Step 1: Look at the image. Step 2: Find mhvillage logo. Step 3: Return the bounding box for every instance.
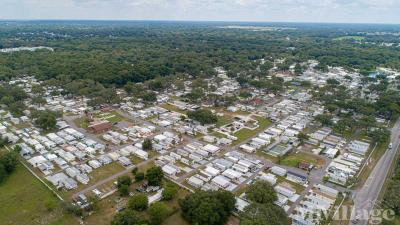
[310,199,395,224]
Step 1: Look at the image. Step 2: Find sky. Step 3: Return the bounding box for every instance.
[1,0,400,24]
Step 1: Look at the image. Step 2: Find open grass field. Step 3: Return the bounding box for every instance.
[276,176,305,193]
[163,211,189,225]
[95,111,127,123]
[160,103,187,114]
[334,36,365,41]
[73,116,90,129]
[84,194,121,225]
[211,131,228,139]
[232,117,271,145]
[0,163,79,225]
[13,122,32,129]
[216,114,233,128]
[256,149,279,163]
[280,151,325,168]
[74,111,129,129]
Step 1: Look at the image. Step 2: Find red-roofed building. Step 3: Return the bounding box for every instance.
[88,121,112,134]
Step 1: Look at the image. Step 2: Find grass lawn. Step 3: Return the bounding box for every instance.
[146,114,158,121]
[95,111,127,123]
[84,195,121,225]
[13,122,32,129]
[75,112,129,129]
[73,116,89,129]
[330,196,353,225]
[163,211,189,225]
[162,183,190,225]
[276,176,305,193]
[129,155,144,164]
[0,163,79,225]
[63,162,125,199]
[137,161,156,172]
[232,117,271,145]
[160,104,187,114]
[256,149,279,163]
[216,114,233,128]
[211,131,228,139]
[280,151,325,168]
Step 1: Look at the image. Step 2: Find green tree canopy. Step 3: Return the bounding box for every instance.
[128,194,148,211]
[111,209,148,225]
[162,182,178,201]
[148,202,169,225]
[240,203,289,225]
[180,190,235,225]
[146,166,164,186]
[187,109,218,125]
[245,180,277,204]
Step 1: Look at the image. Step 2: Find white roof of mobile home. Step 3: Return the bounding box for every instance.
[203,144,220,154]
[212,175,230,188]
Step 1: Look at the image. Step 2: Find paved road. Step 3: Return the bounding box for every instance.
[351,119,400,225]
[63,115,106,145]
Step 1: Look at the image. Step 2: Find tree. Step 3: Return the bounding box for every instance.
[327,78,340,86]
[31,84,45,95]
[239,91,252,99]
[32,96,47,106]
[162,182,178,200]
[148,202,169,225]
[0,152,18,184]
[297,132,309,144]
[63,202,83,217]
[142,91,157,103]
[240,203,289,225]
[142,138,153,151]
[117,175,132,188]
[135,172,145,182]
[294,63,303,75]
[0,164,7,184]
[260,61,273,74]
[187,109,218,125]
[0,152,18,174]
[128,194,148,211]
[118,184,130,197]
[185,88,204,103]
[112,209,147,225]
[117,175,131,196]
[368,128,391,144]
[315,114,333,126]
[13,145,22,154]
[146,166,164,186]
[180,190,235,225]
[32,110,58,131]
[333,120,347,136]
[0,137,9,148]
[245,180,277,204]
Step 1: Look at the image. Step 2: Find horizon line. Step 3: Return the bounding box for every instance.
[1,19,400,26]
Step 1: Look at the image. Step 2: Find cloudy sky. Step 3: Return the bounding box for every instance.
[1,0,400,24]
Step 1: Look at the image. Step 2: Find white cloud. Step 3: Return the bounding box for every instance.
[1,0,400,23]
